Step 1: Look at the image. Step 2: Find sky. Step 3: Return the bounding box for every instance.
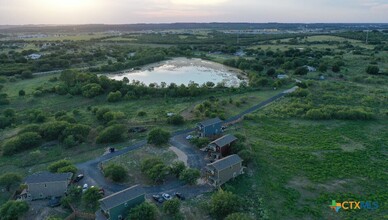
[0,0,387,25]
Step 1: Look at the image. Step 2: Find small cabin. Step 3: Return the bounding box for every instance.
[197,117,223,137]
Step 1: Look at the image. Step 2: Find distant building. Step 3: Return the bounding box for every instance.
[23,172,73,200]
[99,185,145,220]
[277,74,288,79]
[305,66,316,72]
[26,53,42,60]
[234,50,246,57]
[206,134,238,159]
[205,154,244,187]
[197,117,223,137]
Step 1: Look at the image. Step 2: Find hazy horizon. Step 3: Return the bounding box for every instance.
[1,0,387,25]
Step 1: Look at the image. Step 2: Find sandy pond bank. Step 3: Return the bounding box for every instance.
[107,57,247,87]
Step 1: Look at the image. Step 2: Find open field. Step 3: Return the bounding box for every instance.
[103,145,177,186]
[23,33,109,41]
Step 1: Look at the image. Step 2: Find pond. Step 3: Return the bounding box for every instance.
[107,58,246,87]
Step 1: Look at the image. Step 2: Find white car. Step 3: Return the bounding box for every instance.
[186,135,193,140]
[82,183,88,192]
[162,193,172,200]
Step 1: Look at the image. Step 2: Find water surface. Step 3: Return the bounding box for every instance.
[108,58,245,87]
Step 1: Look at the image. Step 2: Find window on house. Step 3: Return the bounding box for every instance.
[44,184,47,187]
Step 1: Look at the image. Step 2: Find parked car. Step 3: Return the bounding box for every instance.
[175,192,185,200]
[74,174,84,183]
[152,194,164,203]
[82,183,88,192]
[129,127,147,133]
[186,135,193,140]
[109,147,115,153]
[48,196,61,207]
[162,193,172,200]
[99,188,105,196]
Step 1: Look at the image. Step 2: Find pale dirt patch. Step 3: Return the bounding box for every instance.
[286,176,317,200]
[287,176,360,205]
[169,146,188,166]
[340,136,365,152]
[317,179,354,192]
[196,178,207,185]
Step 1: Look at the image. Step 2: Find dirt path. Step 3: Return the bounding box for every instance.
[169,146,188,166]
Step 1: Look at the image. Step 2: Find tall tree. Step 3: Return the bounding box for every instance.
[0,173,22,192]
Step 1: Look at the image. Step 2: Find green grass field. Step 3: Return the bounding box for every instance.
[24,33,109,41]
[221,49,387,219]
[103,144,177,185]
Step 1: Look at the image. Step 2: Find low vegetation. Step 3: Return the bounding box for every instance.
[103,164,128,182]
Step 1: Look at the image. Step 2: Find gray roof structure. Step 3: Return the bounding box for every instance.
[208,154,243,171]
[99,185,145,210]
[198,117,223,127]
[25,172,73,184]
[210,134,237,148]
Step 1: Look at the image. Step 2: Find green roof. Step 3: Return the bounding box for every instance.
[99,185,145,210]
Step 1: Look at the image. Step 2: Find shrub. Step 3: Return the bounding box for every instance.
[48,160,72,173]
[63,135,78,148]
[107,91,122,102]
[103,164,128,182]
[62,124,91,142]
[21,70,33,79]
[238,149,254,165]
[0,173,22,192]
[294,66,308,75]
[289,88,309,97]
[141,157,169,183]
[170,161,186,177]
[190,137,210,148]
[137,111,147,117]
[2,132,42,156]
[0,116,12,129]
[0,93,10,105]
[266,68,276,76]
[40,121,70,141]
[332,65,340,73]
[167,114,185,125]
[82,187,102,211]
[18,89,26,96]
[366,65,380,75]
[179,168,200,185]
[57,165,77,174]
[96,124,126,143]
[147,128,170,146]
[0,200,29,220]
[96,108,110,121]
[209,190,241,219]
[81,83,103,98]
[128,202,157,220]
[163,199,180,215]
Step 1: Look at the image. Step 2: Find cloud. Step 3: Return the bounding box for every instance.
[170,0,228,5]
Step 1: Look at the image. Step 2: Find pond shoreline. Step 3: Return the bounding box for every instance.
[107,57,247,87]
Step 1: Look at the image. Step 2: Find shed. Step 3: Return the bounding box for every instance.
[197,117,223,137]
[207,134,238,158]
[24,172,73,200]
[99,185,145,220]
[205,154,244,187]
